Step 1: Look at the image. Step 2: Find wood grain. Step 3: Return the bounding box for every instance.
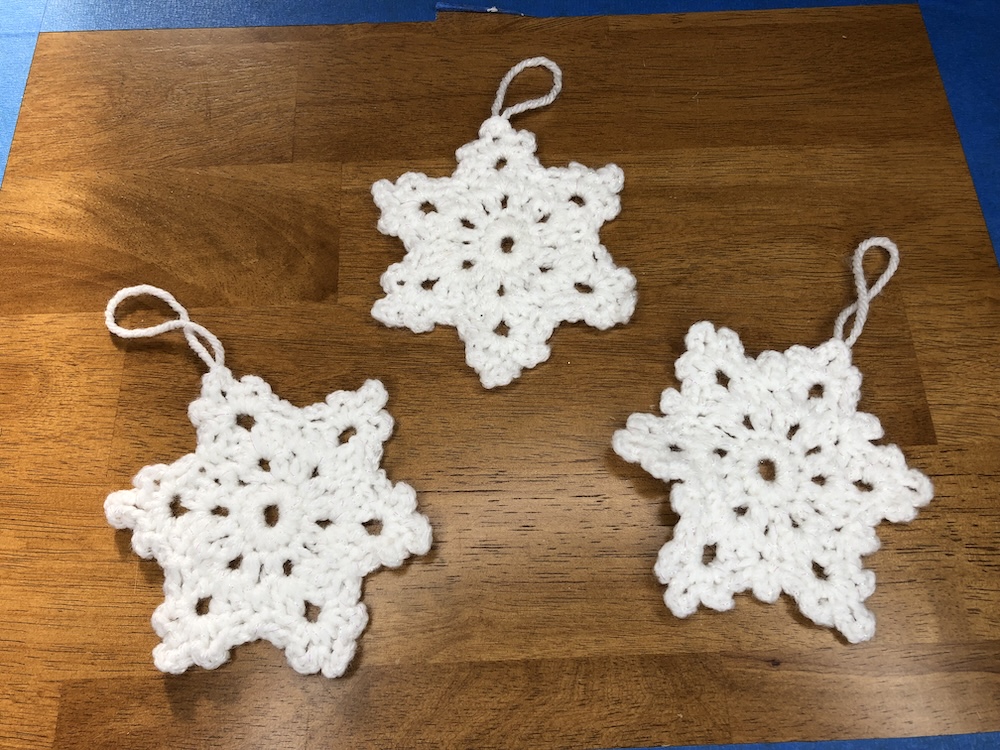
[1,6,999,749]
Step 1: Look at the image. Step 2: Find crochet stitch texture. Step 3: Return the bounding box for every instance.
[612,239,933,643]
[104,286,432,677]
[371,57,637,388]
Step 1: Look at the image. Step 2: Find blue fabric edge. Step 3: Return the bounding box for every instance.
[609,731,1000,750]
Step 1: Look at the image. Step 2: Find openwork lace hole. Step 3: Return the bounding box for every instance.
[211,506,229,517]
[500,195,509,209]
[282,560,294,576]
[494,321,510,337]
[363,518,383,536]
[809,383,825,399]
[310,466,320,479]
[258,458,271,472]
[714,448,728,458]
[668,444,682,453]
[461,218,475,229]
[734,505,749,517]
[812,475,827,486]
[500,236,515,253]
[537,214,550,224]
[169,495,188,518]
[574,282,594,294]
[702,544,717,565]
[791,518,801,529]
[304,601,321,623]
[263,504,280,527]
[716,370,730,388]
[812,561,829,581]
[421,278,438,290]
[236,413,255,431]
[316,519,332,529]
[228,555,243,570]
[462,259,475,270]
[854,480,874,493]
[758,459,777,482]
[195,597,212,616]
[495,157,507,170]
[742,415,754,431]
[569,194,586,207]
[787,423,800,440]
[338,426,356,445]
[539,265,552,273]
[497,284,506,297]
[420,201,436,214]
[806,445,822,456]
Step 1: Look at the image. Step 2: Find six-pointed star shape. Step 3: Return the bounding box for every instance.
[372,115,637,388]
[613,321,933,643]
[106,368,432,677]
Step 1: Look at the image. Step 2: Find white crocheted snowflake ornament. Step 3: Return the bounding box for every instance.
[613,239,933,643]
[372,57,637,388]
[104,286,431,677]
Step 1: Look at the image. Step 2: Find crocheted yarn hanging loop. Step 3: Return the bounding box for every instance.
[491,56,563,120]
[105,284,224,370]
[104,286,432,677]
[612,236,932,644]
[833,236,900,347]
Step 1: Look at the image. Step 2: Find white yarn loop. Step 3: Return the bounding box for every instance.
[105,284,225,370]
[833,236,900,348]
[491,56,563,119]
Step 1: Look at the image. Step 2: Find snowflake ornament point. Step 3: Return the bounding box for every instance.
[372,57,637,388]
[614,238,933,642]
[104,285,431,677]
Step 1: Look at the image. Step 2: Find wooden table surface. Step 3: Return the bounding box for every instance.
[2,5,999,749]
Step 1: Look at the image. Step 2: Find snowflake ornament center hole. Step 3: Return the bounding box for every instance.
[809,383,825,399]
[500,236,515,253]
[196,597,211,616]
[236,413,255,431]
[494,321,510,338]
[420,201,437,214]
[263,504,280,527]
[304,601,321,623]
[758,459,777,482]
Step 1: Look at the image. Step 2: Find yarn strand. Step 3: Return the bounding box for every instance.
[105,284,225,370]
[833,236,900,348]
[491,56,563,120]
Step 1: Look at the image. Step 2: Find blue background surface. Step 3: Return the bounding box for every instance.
[0,3,997,748]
